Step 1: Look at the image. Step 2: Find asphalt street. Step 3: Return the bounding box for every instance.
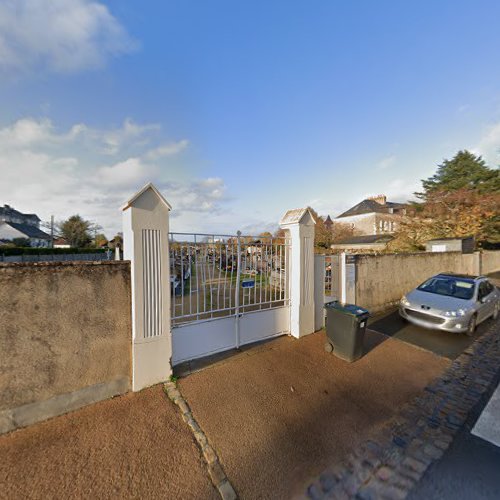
[368,271,499,360]
[367,308,492,360]
[408,415,500,500]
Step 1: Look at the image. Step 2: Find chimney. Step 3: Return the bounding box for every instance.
[368,194,387,205]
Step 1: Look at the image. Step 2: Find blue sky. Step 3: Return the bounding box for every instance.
[1,0,499,236]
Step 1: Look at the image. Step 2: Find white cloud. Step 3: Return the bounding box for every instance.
[145,140,189,160]
[0,118,56,147]
[165,178,228,215]
[0,117,162,154]
[383,179,419,203]
[0,0,137,75]
[97,118,161,155]
[474,122,500,165]
[376,155,396,170]
[95,158,158,188]
[0,117,229,236]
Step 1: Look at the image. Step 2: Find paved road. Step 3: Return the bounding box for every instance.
[409,416,500,499]
[368,308,492,360]
[368,271,500,360]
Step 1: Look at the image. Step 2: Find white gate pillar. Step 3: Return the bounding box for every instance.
[280,208,316,338]
[122,183,172,391]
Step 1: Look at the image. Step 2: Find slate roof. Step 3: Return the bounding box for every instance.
[334,234,394,245]
[427,236,474,242]
[337,199,406,218]
[0,205,40,221]
[3,222,51,239]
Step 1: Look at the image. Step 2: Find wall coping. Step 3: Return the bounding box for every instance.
[0,260,131,270]
[355,251,465,260]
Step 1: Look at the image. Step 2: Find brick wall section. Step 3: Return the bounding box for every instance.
[0,261,132,412]
[300,319,500,499]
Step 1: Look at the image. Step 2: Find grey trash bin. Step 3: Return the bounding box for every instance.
[324,301,370,362]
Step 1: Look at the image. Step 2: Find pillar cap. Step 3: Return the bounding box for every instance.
[122,182,172,211]
[279,208,316,226]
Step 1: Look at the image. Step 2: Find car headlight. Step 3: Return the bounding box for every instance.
[401,295,410,306]
[444,309,467,317]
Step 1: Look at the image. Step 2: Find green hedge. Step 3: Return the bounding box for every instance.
[0,247,108,256]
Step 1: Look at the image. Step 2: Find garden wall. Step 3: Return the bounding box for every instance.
[354,251,499,312]
[0,261,132,434]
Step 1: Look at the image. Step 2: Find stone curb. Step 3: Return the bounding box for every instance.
[163,381,238,500]
[300,318,500,499]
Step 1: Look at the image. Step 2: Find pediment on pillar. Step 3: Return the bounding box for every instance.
[122,182,172,212]
[279,208,316,227]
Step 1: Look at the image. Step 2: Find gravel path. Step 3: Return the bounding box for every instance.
[0,385,217,500]
[179,330,449,499]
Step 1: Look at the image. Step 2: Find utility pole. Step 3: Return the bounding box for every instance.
[50,215,54,248]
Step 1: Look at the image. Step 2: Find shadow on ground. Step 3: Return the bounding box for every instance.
[179,330,449,499]
[368,308,492,360]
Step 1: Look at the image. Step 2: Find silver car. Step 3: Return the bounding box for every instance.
[399,273,500,336]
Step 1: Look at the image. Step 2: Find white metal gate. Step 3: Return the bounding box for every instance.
[169,232,291,364]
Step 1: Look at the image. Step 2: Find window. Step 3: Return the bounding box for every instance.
[479,281,494,300]
[418,276,476,300]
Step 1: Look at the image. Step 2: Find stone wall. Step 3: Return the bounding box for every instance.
[482,251,500,276]
[0,261,132,433]
[354,252,485,312]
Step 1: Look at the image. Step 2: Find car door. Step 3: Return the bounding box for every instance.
[483,281,496,318]
[477,281,494,322]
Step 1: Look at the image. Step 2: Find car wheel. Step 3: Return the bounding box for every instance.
[324,341,333,353]
[466,315,477,337]
[493,303,499,321]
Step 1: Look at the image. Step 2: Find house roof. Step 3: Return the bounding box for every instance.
[3,222,51,239]
[0,205,40,221]
[427,236,474,242]
[337,199,406,218]
[334,234,394,245]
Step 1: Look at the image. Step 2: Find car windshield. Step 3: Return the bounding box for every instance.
[417,276,476,300]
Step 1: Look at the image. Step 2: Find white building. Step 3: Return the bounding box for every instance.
[0,205,51,247]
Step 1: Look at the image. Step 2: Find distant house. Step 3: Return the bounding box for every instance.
[0,204,50,247]
[335,194,407,236]
[330,234,394,252]
[53,237,71,249]
[426,236,475,254]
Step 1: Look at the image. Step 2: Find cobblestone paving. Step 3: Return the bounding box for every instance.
[300,318,500,499]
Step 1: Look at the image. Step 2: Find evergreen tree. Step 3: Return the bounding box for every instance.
[58,215,92,248]
[417,150,499,198]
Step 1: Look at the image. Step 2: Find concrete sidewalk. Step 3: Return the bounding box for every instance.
[0,385,217,500]
[179,329,450,499]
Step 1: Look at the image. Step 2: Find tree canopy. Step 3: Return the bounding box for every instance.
[390,150,500,251]
[418,150,499,198]
[58,215,93,248]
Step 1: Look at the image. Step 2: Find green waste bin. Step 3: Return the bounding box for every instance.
[324,301,370,362]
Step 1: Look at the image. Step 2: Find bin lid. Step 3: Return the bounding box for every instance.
[324,301,369,317]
